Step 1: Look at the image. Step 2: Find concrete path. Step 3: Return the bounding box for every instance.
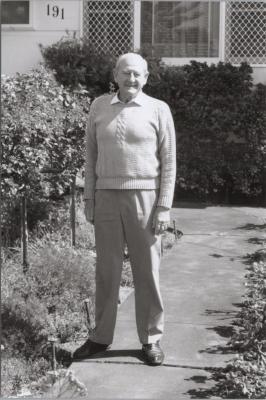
[51,204,266,399]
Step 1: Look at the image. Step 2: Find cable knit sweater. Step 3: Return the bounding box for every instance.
[84,91,176,209]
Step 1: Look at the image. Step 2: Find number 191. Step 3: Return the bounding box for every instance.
[47,4,65,19]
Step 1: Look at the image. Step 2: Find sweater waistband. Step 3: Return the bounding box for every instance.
[96,177,160,190]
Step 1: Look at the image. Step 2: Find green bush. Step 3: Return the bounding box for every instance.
[41,38,266,202]
[40,34,116,96]
[145,61,266,201]
[1,67,89,199]
[1,66,90,244]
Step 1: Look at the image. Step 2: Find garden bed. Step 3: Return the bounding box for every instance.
[1,200,177,397]
[204,248,266,399]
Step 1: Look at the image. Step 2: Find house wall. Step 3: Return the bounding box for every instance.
[2,0,265,86]
[253,67,266,85]
[1,0,82,76]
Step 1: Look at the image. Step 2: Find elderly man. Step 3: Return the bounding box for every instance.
[73,53,176,366]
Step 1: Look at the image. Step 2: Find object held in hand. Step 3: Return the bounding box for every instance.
[166,225,183,240]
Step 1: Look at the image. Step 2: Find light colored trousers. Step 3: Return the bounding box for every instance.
[91,189,164,345]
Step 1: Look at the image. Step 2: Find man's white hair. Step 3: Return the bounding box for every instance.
[115,53,148,73]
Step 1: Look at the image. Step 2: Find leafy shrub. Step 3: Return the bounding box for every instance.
[41,38,266,202]
[1,66,89,199]
[208,251,266,399]
[2,246,95,356]
[1,66,90,244]
[2,200,97,353]
[40,34,116,95]
[145,61,266,201]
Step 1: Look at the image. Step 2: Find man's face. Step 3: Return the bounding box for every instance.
[114,56,148,101]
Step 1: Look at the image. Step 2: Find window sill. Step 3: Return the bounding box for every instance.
[235,64,266,68]
[161,57,222,66]
[2,25,35,31]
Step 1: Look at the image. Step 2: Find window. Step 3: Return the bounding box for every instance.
[141,1,220,58]
[1,0,31,26]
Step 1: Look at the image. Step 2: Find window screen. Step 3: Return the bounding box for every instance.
[225,1,266,64]
[83,1,134,56]
[1,1,30,24]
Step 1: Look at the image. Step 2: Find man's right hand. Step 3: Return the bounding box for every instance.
[84,199,95,224]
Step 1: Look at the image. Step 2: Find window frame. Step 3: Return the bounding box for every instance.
[134,0,226,65]
[1,0,35,31]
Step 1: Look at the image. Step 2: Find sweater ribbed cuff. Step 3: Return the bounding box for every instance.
[157,195,173,209]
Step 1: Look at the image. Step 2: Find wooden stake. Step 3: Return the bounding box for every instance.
[70,176,76,247]
[263,165,266,208]
[173,219,177,239]
[84,299,91,327]
[21,195,28,272]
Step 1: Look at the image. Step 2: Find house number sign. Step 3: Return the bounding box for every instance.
[47,4,65,20]
[35,1,80,30]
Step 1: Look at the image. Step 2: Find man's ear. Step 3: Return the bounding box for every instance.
[113,68,118,83]
[144,71,149,84]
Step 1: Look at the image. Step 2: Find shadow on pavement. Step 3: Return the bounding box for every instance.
[200,308,239,355]
[185,365,232,399]
[234,223,266,231]
[77,349,144,362]
[207,325,236,338]
[186,308,241,398]
[198,345,234,356]
[204,308,239,321]
[187,375,208,384]
[247,237,266,245]
[209,253,224,258]
[173,201,208,209]
[186,383,219,399]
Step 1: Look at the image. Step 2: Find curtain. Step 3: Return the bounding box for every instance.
[1,1,30,24]
[141,1,220,57]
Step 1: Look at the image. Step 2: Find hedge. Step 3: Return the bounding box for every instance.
[41,37,266,203]
[147,61,266,202]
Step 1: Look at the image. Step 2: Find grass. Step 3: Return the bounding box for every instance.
[1,355,50,397]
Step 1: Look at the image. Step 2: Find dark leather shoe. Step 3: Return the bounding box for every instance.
[73,338,110,360]
[142,341,164,366]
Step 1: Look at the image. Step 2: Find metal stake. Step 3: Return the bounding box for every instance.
[84,299,91,327]
[48,336,58,373]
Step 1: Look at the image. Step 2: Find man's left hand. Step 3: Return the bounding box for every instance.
[152,206,170,235]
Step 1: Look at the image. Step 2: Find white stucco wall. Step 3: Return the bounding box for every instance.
[1,0,82,76]
[252,67,266,85]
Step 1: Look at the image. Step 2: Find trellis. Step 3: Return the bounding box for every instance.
[83,0,134,56]
[225,0,266,64]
